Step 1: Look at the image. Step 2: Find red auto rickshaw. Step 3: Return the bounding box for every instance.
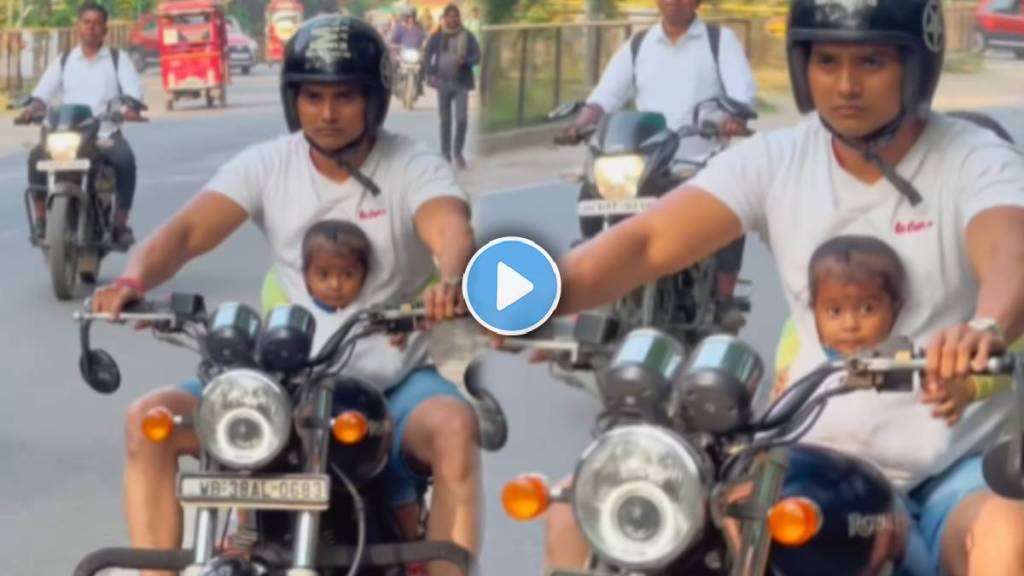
[265,0,303,64]
[156,0,229,110]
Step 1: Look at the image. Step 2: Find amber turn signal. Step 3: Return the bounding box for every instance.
[332,411,368,445]
[141,407,175,443]
[501,474,551,521]
[768,497,822,547]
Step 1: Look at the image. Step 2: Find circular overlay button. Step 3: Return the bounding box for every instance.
[462,236,562,336]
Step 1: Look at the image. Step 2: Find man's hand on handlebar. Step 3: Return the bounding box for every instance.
[122,108,145,122]
[92,278,145,322]
[719,117,751,138]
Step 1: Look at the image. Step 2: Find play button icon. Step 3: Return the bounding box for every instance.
[496,262,533,311]
[463,237,561,336]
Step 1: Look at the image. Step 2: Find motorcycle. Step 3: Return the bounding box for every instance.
[546,96,759,350]
[392,47,423,111]
[9,95,146,301]
[71,295,502,575]
[499,319,1019,575]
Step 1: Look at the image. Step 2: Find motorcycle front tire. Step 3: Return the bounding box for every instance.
[45,193,79,301]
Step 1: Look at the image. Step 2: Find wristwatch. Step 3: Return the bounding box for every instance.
[442,275,463,288]
[968,317,1005,340]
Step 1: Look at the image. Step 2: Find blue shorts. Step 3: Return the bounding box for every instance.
[180,367,467,507]
[898,454,990,576]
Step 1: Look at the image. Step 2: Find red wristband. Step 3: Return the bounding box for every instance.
[113,276,145,293]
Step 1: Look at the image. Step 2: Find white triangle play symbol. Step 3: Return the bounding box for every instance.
[496,261,534,311]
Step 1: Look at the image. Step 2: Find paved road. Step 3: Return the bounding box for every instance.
[0,61,1022,576]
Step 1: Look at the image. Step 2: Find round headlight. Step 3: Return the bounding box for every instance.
[400,48,421,63]
[573,425,709,570]
[593,155,645,200]
[46,132,82,161]
[197,369,292,469]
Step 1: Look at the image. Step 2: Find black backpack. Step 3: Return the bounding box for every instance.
[60,47,123,97]
[630,22,722,92]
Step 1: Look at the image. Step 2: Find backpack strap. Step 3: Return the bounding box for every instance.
[706,22,725,92]
[629,28,648,95]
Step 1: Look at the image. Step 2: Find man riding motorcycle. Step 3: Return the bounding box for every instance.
[18,1,143,249]
[562,0,758,321]
[91,16,479,576]
[534,0,1024,574]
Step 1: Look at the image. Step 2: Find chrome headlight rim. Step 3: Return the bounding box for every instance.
[197,369,292,470]
[46,131,82,161]
[571,424,709,570]
[593,154,646,200]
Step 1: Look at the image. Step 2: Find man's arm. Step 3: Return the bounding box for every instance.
[30,58,62,110]
[121,192,248,290]
[414,196,474,282]
[414,197,475,320]
[967,207,1024,341]
[465,31,481,66]
[557,186,743,316]
[585,43,634,117]
[117,49,145,104]
[716,27,758,108]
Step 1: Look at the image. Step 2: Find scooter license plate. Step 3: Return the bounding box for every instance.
[577,197,656,217]
[177,473,330,510]
[37,159,90,172]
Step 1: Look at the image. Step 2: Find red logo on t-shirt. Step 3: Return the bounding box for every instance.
[359,208,387,220]
[894,220,934,235]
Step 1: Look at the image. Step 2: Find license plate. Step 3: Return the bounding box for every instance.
[177,473,330,510]
[578,197,656,217]
[37,159,90,172]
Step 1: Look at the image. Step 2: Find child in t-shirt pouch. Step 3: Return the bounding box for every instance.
[262,219,429,541]
[771,234,1023,575]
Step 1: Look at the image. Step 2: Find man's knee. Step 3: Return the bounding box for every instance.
[417,399,478,478]
[124,389,198,461]
[942,491,1024,574]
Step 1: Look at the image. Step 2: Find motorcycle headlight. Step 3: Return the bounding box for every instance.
[593,155,645,200]
[197,369,292,469]
[46,132,81,161]
[573,425,709,570]
[400,48,421,64]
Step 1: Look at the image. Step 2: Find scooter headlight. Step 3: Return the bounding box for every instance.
[400,48,421,64]
[573,425,709,570]
[46,132,82,161]
[197,369,292,469]
[593,155,645,200]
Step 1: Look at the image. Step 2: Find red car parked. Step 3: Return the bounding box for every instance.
[975,0,1024,58]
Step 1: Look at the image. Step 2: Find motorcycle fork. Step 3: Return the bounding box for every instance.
[288,383,333,574]
[192,452,219,567]
[723,447,789,576]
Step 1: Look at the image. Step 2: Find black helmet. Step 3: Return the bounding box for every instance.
[280,14,392,139]
[787,0,946,119]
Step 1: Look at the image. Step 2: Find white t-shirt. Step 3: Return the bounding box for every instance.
[205,131,468,391]
[691,113,1024,489]
[586,19,757,160]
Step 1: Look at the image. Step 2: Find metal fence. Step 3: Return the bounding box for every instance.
[2,22,132,92]
[479,4,979,134]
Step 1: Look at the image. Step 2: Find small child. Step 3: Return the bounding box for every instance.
[773,235,1012,426]
[301,219,372,313]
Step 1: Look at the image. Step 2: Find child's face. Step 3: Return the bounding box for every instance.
[813,275,897,357]
[304,250,366,310]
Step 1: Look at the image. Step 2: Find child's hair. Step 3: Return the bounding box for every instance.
[301,220,372,274]
[808,235,905,308]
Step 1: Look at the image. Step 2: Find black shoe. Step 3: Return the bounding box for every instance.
[112,223,135,251]
[30,218,45,246]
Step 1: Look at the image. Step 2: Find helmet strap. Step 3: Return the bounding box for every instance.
[821,110,923,206]
[304,131,382,197]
